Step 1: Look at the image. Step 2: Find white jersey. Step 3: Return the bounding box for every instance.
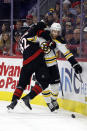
[37,37,57,67]
[27,36,73,67]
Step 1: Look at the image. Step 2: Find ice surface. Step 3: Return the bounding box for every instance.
[0,101,87,131]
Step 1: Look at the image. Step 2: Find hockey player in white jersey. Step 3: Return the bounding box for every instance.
[18,22,82,112]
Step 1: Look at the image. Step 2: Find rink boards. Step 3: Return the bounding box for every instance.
[0,56,87,116]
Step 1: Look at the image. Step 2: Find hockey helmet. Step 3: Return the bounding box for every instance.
[50,23,61,32]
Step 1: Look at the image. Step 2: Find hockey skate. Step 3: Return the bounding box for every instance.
[19,97,32,111]
[7,100,17,110]
[47,102,55,112]
[51,99,59,110]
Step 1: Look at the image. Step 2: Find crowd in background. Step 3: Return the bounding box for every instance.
[0,0,87,58]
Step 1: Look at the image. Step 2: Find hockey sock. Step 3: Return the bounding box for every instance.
[12,87,23,101]
[23,84,42,100]
[42,85,51,103]
[50,84,59,100]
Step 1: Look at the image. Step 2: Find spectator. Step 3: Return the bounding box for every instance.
[84,1,87,14]
[46,12,54,27]
[69,28,80,57]
[72,1,81,19]
[13,20,23,35]
[84,1,87,25]
[13,20,23,41]
[65,30,73,44]
[72,0,81,16]
[0,32,11,55]
[44,13,49,24]
[63,0,71,5]
[14,20,23,31]
[69,0,81,26]
[65,21,73,32]
[43,12,54,30]
[49,8,54,13]
[73,28,80,45]
[75,16,81,29]
[65,29,78,57]
[82,27,87,57]
[63,0,71,17]
[63,0,78,25]
[53,11,60,23]
[13,32,22,56]
[33,15,38,24]
[55,1,60,18]
[23,14,34,27]
[0,23,10,40]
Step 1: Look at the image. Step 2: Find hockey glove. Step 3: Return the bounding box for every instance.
[37,21,46,30]
[68,56,82,74]
[73,64,82,74]
[37,30,52,42]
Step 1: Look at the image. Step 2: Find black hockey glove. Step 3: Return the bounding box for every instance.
[37,30,52,42]
[68,56,82,74]
[73,64,82,74]
[37,22,46,30]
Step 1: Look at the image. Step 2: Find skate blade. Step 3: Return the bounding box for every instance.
[18,99,31,112]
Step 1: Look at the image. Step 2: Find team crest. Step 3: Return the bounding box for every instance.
[41,42,51,54]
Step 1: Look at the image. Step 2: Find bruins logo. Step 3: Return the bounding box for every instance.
[41,42,51,54]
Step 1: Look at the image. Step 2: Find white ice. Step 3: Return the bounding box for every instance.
[0,101,87,131]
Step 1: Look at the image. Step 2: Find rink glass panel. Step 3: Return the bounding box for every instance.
[0,0,86,58]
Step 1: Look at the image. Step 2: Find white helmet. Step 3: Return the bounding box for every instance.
[50,22,61,32]
[83,27,87,32]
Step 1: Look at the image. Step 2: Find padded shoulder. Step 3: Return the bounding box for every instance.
[56,36,66,44]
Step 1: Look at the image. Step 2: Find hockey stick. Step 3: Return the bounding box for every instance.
[60,81,64,97]
[75,73,83,83]
[60,73,83,96]
[78,73,83,83]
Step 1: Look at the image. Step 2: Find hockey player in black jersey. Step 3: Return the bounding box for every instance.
[16,22,82,112]
[7,31,52,110]
[7,21,56,110]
